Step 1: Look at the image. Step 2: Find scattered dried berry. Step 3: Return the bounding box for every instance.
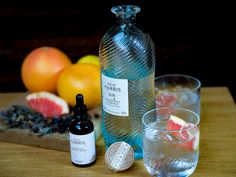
[0,105,74,136]
[94,113,100,119]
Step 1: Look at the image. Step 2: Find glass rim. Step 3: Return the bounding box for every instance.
[155,74,201,91]
[142,107,200,133]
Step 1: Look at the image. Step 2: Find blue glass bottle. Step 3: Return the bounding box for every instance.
[99,5,156,159]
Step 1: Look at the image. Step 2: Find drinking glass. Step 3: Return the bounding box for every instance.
[155,74,201,116]
[142,107,200,177]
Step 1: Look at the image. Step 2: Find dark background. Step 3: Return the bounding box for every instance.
[0,1,235,102]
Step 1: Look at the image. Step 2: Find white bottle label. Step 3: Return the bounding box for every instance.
[69,131,96,165]
[102,74,129,116]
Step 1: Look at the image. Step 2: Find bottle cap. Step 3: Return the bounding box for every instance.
[105,141,134,172]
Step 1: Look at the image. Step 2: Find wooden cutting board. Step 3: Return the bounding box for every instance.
[0,93,102,152]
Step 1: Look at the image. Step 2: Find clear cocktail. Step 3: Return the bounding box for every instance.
[155,74,201,116]
[142,107,200,176]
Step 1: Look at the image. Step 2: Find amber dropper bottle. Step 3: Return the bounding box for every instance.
[69,94,96,167]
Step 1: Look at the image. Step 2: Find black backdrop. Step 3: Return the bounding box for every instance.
[0,1,234,101]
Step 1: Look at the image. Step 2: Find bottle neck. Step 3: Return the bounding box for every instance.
[74,114,88,120]
[73,94,88,121]
[111,5,140,24]
[116,14,136,24]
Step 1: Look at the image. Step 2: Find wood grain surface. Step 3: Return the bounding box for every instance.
[0,87,236,177]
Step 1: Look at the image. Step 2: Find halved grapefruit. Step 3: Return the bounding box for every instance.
[26,92,69,118]
[166,115,199,151]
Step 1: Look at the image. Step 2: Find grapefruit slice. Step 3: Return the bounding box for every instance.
[26,91,69,118]
[156,91,177,107]
[166,115,199,151]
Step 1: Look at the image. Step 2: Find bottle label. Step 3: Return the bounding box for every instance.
[102,74,129,116]
[69,131,96,165]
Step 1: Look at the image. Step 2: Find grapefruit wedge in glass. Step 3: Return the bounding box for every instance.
[166,115,199,151]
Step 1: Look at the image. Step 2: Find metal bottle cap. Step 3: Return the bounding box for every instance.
[105,141,134,172]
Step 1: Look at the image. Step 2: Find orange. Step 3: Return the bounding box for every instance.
[21,46,72,93]
[57,63,101,109]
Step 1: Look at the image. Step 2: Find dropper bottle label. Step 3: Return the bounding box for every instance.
[69,131,96,165]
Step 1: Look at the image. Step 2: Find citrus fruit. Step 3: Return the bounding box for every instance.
[21,46,72,93]
[26,91,69,118]
[57,63,101,109]
[156,91,177,107]
[77,55,100,67]
[167,115,186,131]
[166,115,199,151]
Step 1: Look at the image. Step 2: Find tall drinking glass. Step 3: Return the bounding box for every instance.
[142,107,200,177]
[155,74,201,116]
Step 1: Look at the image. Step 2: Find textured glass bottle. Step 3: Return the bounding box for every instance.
[99,5,156,159]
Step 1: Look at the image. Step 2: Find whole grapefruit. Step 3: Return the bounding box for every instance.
[21,46,72,93]
[57,63,101,109]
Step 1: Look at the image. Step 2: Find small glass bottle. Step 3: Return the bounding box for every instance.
[99,5,156,159]
[69,94,96,167]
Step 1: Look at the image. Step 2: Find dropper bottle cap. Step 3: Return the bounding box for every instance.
[74,94,88,118]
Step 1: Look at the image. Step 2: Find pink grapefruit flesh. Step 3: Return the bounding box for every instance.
[26,91,69,118]
[156,92,177,107]
[167,115,199,151]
